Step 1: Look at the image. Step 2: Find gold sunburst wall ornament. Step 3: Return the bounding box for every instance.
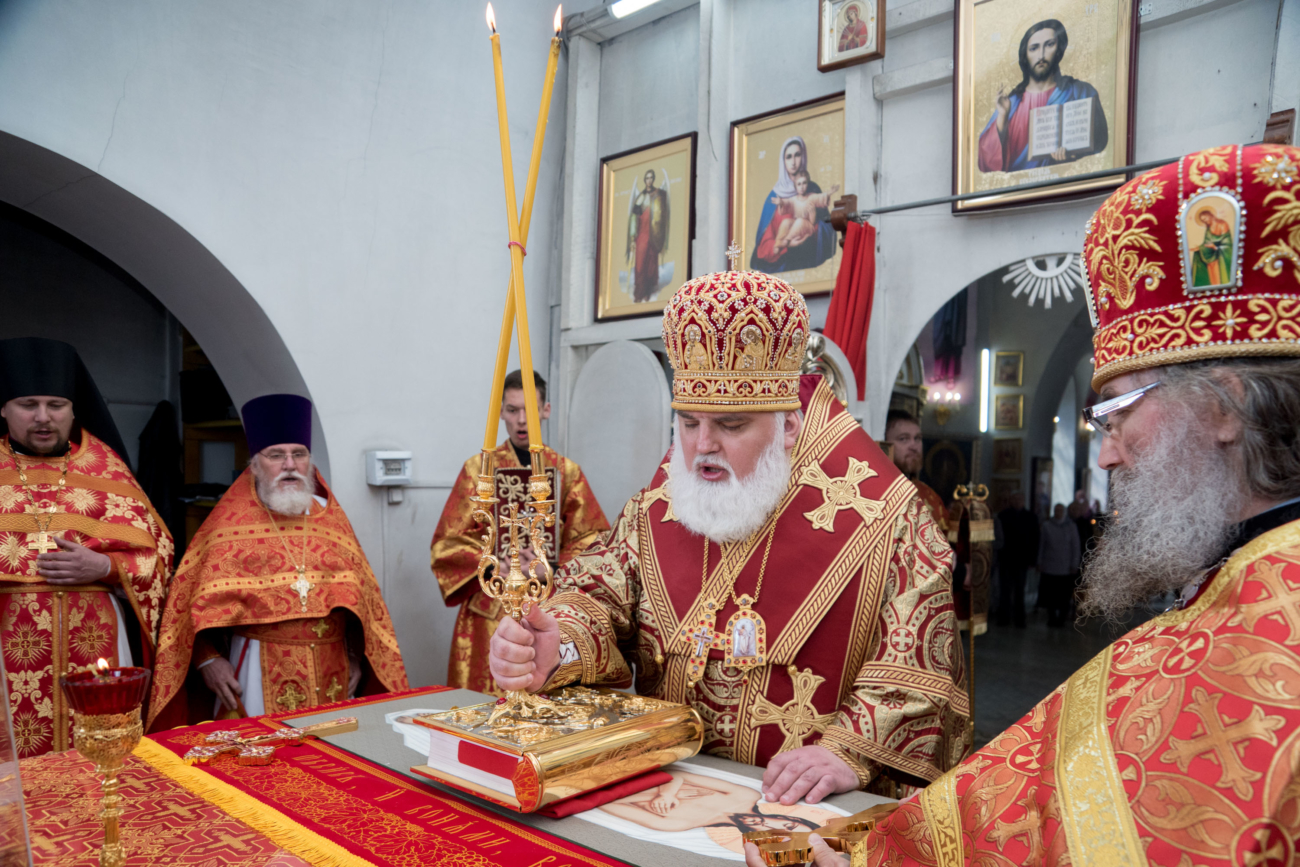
[1002,254,1087,309]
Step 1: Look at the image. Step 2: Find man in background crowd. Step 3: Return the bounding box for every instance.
[1037,502,1080,627]
[995,491,1038,628]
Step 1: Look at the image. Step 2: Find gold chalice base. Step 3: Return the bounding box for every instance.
[72,707,144,867]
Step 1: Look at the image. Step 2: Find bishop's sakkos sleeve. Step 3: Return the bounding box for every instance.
[541,493,642,690]
[816,494,972,790]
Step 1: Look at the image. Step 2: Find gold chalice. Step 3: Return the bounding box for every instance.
[471,447,559,725]
[60,660,150,867]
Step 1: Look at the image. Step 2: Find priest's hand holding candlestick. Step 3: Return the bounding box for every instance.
[489,605,561,692]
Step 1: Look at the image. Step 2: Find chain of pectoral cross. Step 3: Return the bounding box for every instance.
[260,501,313,612]
[6,442,71,555]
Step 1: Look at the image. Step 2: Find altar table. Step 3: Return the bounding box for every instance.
[22,686,891,866]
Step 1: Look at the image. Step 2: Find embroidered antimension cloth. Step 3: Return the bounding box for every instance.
[148,469,407,730]
[862,519,1300,865]
[0,430,172,756]
[431,442,608,693]
[543,378,971,791]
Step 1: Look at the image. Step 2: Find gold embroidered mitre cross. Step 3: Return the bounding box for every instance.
[798,458,885,532]
[751,664,836,753]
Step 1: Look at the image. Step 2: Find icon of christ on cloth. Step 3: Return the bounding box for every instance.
[490,268,971,803]
[0,337,173,757]
[148,394,407,731]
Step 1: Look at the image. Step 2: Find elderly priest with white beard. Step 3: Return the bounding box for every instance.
[148,393,407,730]
[748,144,1300,866]
[490,265,972,803]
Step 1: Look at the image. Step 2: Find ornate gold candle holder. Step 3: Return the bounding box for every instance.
[471,447,558,726]
[61,662,150,867]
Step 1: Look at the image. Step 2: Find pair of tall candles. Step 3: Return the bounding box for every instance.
[483,3,563,455]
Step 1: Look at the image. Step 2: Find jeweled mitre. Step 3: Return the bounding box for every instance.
[1084,142,1300,389]
[662,269,808,412]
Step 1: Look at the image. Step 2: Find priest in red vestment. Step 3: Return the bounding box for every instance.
[0,337,172,756]
[432,369,608,694]
[490,267,971,802]
[747,144,1300,866]
[149,394,407,729]
[884,409,949,536]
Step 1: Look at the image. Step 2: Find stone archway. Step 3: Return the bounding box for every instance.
[0,131,329,475]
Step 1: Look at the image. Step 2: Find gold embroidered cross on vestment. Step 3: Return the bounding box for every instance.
[1161,686,1286,799]
[325,677,343,702]
[798,458,885,532]
[751,664,835,753]
[311,619,331,639]
[276,682,308,712]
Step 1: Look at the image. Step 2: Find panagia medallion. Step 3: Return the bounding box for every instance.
[722,594,767,670]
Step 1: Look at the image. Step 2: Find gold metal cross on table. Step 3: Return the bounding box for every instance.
[290,568,312,612]
[726,241,744,270]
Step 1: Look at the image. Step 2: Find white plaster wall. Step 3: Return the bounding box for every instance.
[558,0,1284,447]
[0,0,571,688]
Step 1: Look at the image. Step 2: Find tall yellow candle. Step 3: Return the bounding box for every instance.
[482,5,562,453]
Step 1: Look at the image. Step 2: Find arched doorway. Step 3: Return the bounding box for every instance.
[0,131,328,479]
[888,253,1111,747]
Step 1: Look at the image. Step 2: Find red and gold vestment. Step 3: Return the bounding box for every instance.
[0,431,173,756]
[148,469,407,730]
[862,519,1300,865]
[913,480,949,537]
[544,379,971,791]
[431,442,607,693]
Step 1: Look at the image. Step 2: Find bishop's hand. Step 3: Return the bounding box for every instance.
[744,834,846,867]
[38,536,113,584]
[762,745,859,805]
[489,605,561,693]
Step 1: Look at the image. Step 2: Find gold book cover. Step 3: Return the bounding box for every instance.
[410,686,704,812]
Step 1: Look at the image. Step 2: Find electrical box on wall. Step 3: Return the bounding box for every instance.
[364,450,412,486]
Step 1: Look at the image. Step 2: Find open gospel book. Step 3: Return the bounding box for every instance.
[1029,97,1093,159]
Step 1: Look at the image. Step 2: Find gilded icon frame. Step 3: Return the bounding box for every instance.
[994,394,1024,430]
[992,437,1023,475]
[818,0,885,73]
[1178,189,1244,295]
[952,0,1138,211]
[994,350,1024,387]
[730,95,846,295]
[596,133,697,322]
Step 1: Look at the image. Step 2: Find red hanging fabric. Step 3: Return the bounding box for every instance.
[822,220,876,401]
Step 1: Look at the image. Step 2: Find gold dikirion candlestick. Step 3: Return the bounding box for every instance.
[475,3,563,727]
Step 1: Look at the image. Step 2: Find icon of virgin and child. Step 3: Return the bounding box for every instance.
[751,137,840,274]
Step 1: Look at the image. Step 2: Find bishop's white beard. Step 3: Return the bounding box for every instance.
[1081,407,1247,620]
[668,416,791,544]
[253,463,316,516]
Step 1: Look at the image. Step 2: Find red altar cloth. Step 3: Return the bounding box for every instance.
[27,687,630,866]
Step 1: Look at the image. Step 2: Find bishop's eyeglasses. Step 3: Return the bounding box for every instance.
[1082,381,1161,438]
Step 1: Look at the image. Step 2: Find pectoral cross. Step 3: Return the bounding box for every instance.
[24,504,61,554]
[691,624,713,657]
[27,532,58,555]
[290,567,312,612]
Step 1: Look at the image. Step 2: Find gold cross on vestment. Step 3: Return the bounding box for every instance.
[290,569,312,612]
[311,619,331,639]
[690,623,714,657]
[23,504,62,553]
[26,532,58,555]
[325,677,344,702]
[988,787,1056,864]
[276,682,308,712]
[1162,686,1286,800]
[1237,560,1300,643]
[751,665,835,753]
[641,467,677,522]
[798,458,886,532]
[726,241,744,270]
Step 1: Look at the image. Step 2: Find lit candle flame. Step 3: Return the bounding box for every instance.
[486,3,497,33]
[96,658,110,673]
[553,5,562,34]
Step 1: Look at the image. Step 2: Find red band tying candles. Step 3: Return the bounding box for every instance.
[507,240,527,256]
